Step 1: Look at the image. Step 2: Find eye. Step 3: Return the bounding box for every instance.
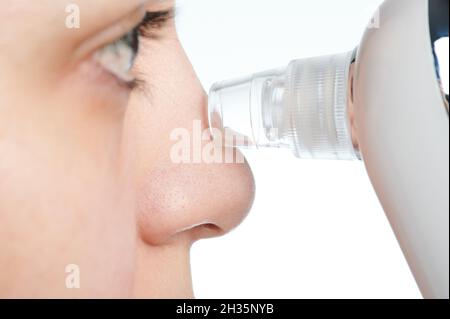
[93,27,139,83]
[91,10,174,86]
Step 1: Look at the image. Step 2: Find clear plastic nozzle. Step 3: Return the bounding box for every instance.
[208,51,360,160]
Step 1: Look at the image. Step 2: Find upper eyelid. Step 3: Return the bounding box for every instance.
[72,5,147,63]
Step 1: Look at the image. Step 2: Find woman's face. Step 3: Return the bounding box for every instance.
[0,0,254,298]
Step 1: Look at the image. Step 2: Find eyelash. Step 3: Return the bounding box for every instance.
[93,10,173,89]
[131,10,174,90]
[139,10,174,39]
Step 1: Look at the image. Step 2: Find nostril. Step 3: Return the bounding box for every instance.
[190,223,224,241]
[203,223,223,233]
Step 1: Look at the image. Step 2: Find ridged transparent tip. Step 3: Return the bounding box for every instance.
[208,51,359,160]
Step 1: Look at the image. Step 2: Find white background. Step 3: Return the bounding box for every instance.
[175,0,446,299]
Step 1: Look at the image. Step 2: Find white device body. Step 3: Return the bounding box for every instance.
[208,0,449,299]
[354,0,449,299]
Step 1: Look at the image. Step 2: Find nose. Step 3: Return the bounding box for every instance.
[137,156,255,245]
[135,94,255,246]
[128,43,255,246]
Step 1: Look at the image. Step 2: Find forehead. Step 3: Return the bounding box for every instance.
[0,0,173,23]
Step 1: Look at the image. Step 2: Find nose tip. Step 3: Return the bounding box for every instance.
[198,156,256,238]
[136,152,255,246]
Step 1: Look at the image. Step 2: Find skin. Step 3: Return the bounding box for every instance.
[0,0,254,298]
